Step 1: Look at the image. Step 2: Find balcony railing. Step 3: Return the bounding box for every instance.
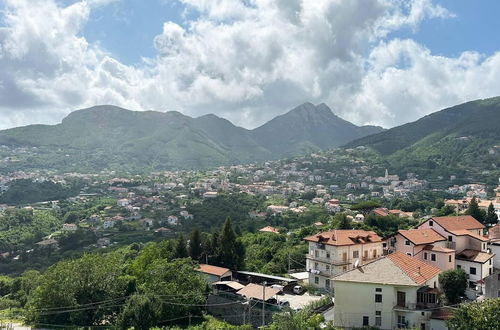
[306,254,351,266]
[446,241,456,249]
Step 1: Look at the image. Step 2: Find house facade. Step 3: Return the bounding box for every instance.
[304,230,383,291]
[332,252,441,330]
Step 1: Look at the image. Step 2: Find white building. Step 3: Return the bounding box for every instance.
[333,252,441,330]
[304,230,383,291]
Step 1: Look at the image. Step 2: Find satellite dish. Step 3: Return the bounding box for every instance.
[354,259,360,268]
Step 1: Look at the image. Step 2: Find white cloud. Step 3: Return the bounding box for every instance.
[0,0,498,131]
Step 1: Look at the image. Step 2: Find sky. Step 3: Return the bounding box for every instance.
[0,0,500,130]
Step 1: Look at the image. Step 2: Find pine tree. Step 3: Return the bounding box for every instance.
[486,202,498,226]
[188,229,202,261]
[217,218,244,269]
[174,233,188,259]
[466,197,485,224]
[336,213,351,229]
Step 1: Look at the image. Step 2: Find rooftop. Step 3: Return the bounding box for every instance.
[450,229,489,242]
[430,215,485,231]
[333,252,441,286]
[455,249,494,263]
[236,283,280,301]
[304,230,382,246]
[196,264,231,276]
[398,229,445,245]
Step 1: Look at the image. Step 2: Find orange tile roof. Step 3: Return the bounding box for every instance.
[259,226,280,234]
[388,252,441,285]
[196,264,231,276]
[373,208,389,217]
[455,249,494,263]
[422,245,455,253]
[398,229,445,245]
[450,229,489,242]
[431,216,485,231]
[304,230,382,246]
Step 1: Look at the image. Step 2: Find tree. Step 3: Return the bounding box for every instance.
[174,233,188,259]
[189,229,203,261]
[25,252,132,325]
[485,202,498,226]
[117,294,160,330]
[438,269,467,304]
[217,218,245,269]
[350,201,380,215]
[447,298,500,330]
[335,213,351,230]
[465,197,485,224]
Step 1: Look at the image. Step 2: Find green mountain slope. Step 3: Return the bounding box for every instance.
[346,97,500,176]
[0,103,381,172]
[252,102,384,156]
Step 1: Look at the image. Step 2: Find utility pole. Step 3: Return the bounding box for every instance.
[262,281,267,327]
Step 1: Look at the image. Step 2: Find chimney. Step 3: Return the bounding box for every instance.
[417,266,421,274]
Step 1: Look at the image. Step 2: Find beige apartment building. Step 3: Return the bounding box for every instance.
[304,230,383,291]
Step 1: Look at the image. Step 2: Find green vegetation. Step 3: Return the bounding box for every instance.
[0,179,80,205]
[347,96,500,178]
[447,298,500,330]
[465,197,486,224]
[439,269,467,304]
[0,209,61,252]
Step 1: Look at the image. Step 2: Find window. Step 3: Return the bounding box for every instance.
[429,220,433,226]
[457,265,461,269]
[373,249,377,258]
[315,250,319,257]
[497,290,500,298]
[314,277,319,284]
[431,254,436,261]
[470,267,477,275]
[490,259,492,265]
[405,239,411,246]
[424,252,428,260]
[375,294,383,303]
[353,250,359,258]
[397,315,406,328]
[375,288,382,292]
[406,253,412,256]
[314,262,319,270]
[326,252,330,259]
[449,255,452,262]
[375,311,382,326]
[363,316,369,326]
[490,268,492,276]
[342,266,347,271]
[325,279,330,288]
[483,243,486,250]
[326,265,330,272]
[448,235,452,242]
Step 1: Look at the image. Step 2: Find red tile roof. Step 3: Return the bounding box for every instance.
[450,229,489,242]
[196,264,231,276]
[388,252,441,285]
[455,249,494,263]
[430,216,485,231]
[304,230,382,246]
[422,245,455,253]
[398,229,445,245]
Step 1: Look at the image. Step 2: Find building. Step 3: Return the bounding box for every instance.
[196,264,232,284]
[304,230,383,291]
[394,229,455,271]
[259,226,280,234]
[332,252,441,330]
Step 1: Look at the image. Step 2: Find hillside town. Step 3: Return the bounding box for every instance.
[1,146,499,329]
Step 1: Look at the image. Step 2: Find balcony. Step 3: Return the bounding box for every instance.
[306,254,350,266]
[446,241,456,250]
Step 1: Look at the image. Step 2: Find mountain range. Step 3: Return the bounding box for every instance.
[346,96,500,177]
[0,102,383,172]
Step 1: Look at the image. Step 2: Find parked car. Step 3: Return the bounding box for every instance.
[293,285,303,294]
